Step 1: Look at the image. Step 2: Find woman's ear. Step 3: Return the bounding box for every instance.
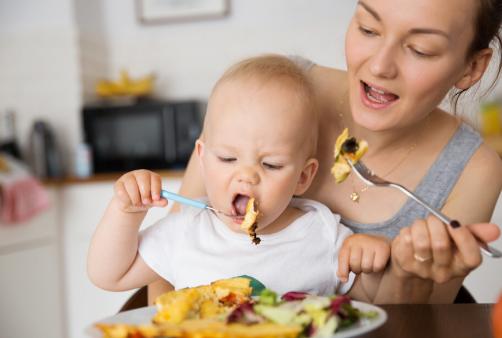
[455,48,493,90]
[294,158,319,196]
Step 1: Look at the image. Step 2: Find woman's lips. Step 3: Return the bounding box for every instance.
[359,81,399,110]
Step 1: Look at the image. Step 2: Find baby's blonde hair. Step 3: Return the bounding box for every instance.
[208,54,319,157]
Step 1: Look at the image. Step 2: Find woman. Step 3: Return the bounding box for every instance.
[149,0,502,303]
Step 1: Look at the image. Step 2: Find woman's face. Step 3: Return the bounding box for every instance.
[345,0,478,131]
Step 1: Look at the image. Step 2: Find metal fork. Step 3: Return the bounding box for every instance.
[347,160,502,258]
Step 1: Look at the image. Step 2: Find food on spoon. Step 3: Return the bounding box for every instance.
[240,197,261,245]
[331,128,368,183]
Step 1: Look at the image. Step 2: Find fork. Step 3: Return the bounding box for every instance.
[347,160,502,258]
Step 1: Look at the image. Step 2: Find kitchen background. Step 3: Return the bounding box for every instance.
[1,1,502,338]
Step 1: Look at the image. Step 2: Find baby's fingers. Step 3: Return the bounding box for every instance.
[373,246,391,272]
[114,180,132,207]
[132,170,155,205]
[337,245,351,283]
[361,249,376,273]
[150,173,163,202]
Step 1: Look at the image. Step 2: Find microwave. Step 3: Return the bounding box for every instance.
[83,100,203,173]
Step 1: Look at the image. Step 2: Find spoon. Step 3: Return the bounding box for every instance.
[160,190,232,217]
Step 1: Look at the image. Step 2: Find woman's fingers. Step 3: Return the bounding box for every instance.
[446,222,482,271]
[427,215,452,267]
[467,223,501,243]
[410,219,433,262]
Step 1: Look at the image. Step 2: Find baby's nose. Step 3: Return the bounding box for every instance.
[237,166,260,185]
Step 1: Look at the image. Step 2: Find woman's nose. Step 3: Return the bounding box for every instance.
[236,166,260,185]
[369,44,398,79]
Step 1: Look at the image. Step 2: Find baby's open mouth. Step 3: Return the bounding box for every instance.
[232,194,251,218]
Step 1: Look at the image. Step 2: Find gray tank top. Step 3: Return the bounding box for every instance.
[288,55,483,238]
[342,123,482,238]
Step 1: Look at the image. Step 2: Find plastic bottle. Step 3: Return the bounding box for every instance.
[74,143,93,178]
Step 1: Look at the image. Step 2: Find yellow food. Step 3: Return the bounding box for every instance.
[153,277,252,324]
[331,128,368,183]
[96,277,301,338]
[240,198,261,245]
[97,320,300,338]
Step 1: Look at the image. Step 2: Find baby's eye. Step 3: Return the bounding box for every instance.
[263,162,283,170]
[218,156,236,163]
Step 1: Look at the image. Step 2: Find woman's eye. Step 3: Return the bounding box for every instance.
[409,46,434,58]
[263,162,283,170]
[218,156,236,163]
[358,26,377,37]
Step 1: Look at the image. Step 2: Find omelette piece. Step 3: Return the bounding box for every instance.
[240,197,261,245]
[331,128,368,183]
[153,277,253,325]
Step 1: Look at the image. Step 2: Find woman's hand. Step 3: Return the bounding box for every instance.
[391,215,501,283]
[114,169,168,213]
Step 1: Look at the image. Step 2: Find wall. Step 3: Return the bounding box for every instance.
[3,0,501,169]
[76,0,354,102]
[0,0,82,171]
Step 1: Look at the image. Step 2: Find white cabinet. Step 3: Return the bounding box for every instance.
[61,178,181,338]
[0,189,64,338]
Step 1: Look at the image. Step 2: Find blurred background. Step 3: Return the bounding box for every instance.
[0,1,501,338]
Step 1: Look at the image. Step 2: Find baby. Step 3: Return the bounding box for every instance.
[87,55,391,299]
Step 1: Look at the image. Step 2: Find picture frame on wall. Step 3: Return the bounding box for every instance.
[136,0,230,24]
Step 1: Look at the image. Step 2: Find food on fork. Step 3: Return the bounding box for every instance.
[331,128,368,183]
[240,197,261,245]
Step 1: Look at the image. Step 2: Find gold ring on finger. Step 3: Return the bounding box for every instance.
[413,253,432,263]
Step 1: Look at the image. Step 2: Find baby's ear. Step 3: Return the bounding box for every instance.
[195,139,206,171]
[195,139,205,157]
[294,158,319,195]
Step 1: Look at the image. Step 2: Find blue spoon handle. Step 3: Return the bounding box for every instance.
[160,190,208,210]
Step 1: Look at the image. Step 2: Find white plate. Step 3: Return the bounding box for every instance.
[86,301,387,338]
[333,301,387,338]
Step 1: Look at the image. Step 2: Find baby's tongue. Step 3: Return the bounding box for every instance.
[233,195,250,216]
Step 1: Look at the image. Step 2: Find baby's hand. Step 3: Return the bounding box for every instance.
[337,234,391,283]
[114,169,168,213]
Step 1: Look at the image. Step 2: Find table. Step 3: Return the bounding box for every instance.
[360,304,494,338]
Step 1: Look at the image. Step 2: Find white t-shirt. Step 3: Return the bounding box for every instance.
[139,198,355,296]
